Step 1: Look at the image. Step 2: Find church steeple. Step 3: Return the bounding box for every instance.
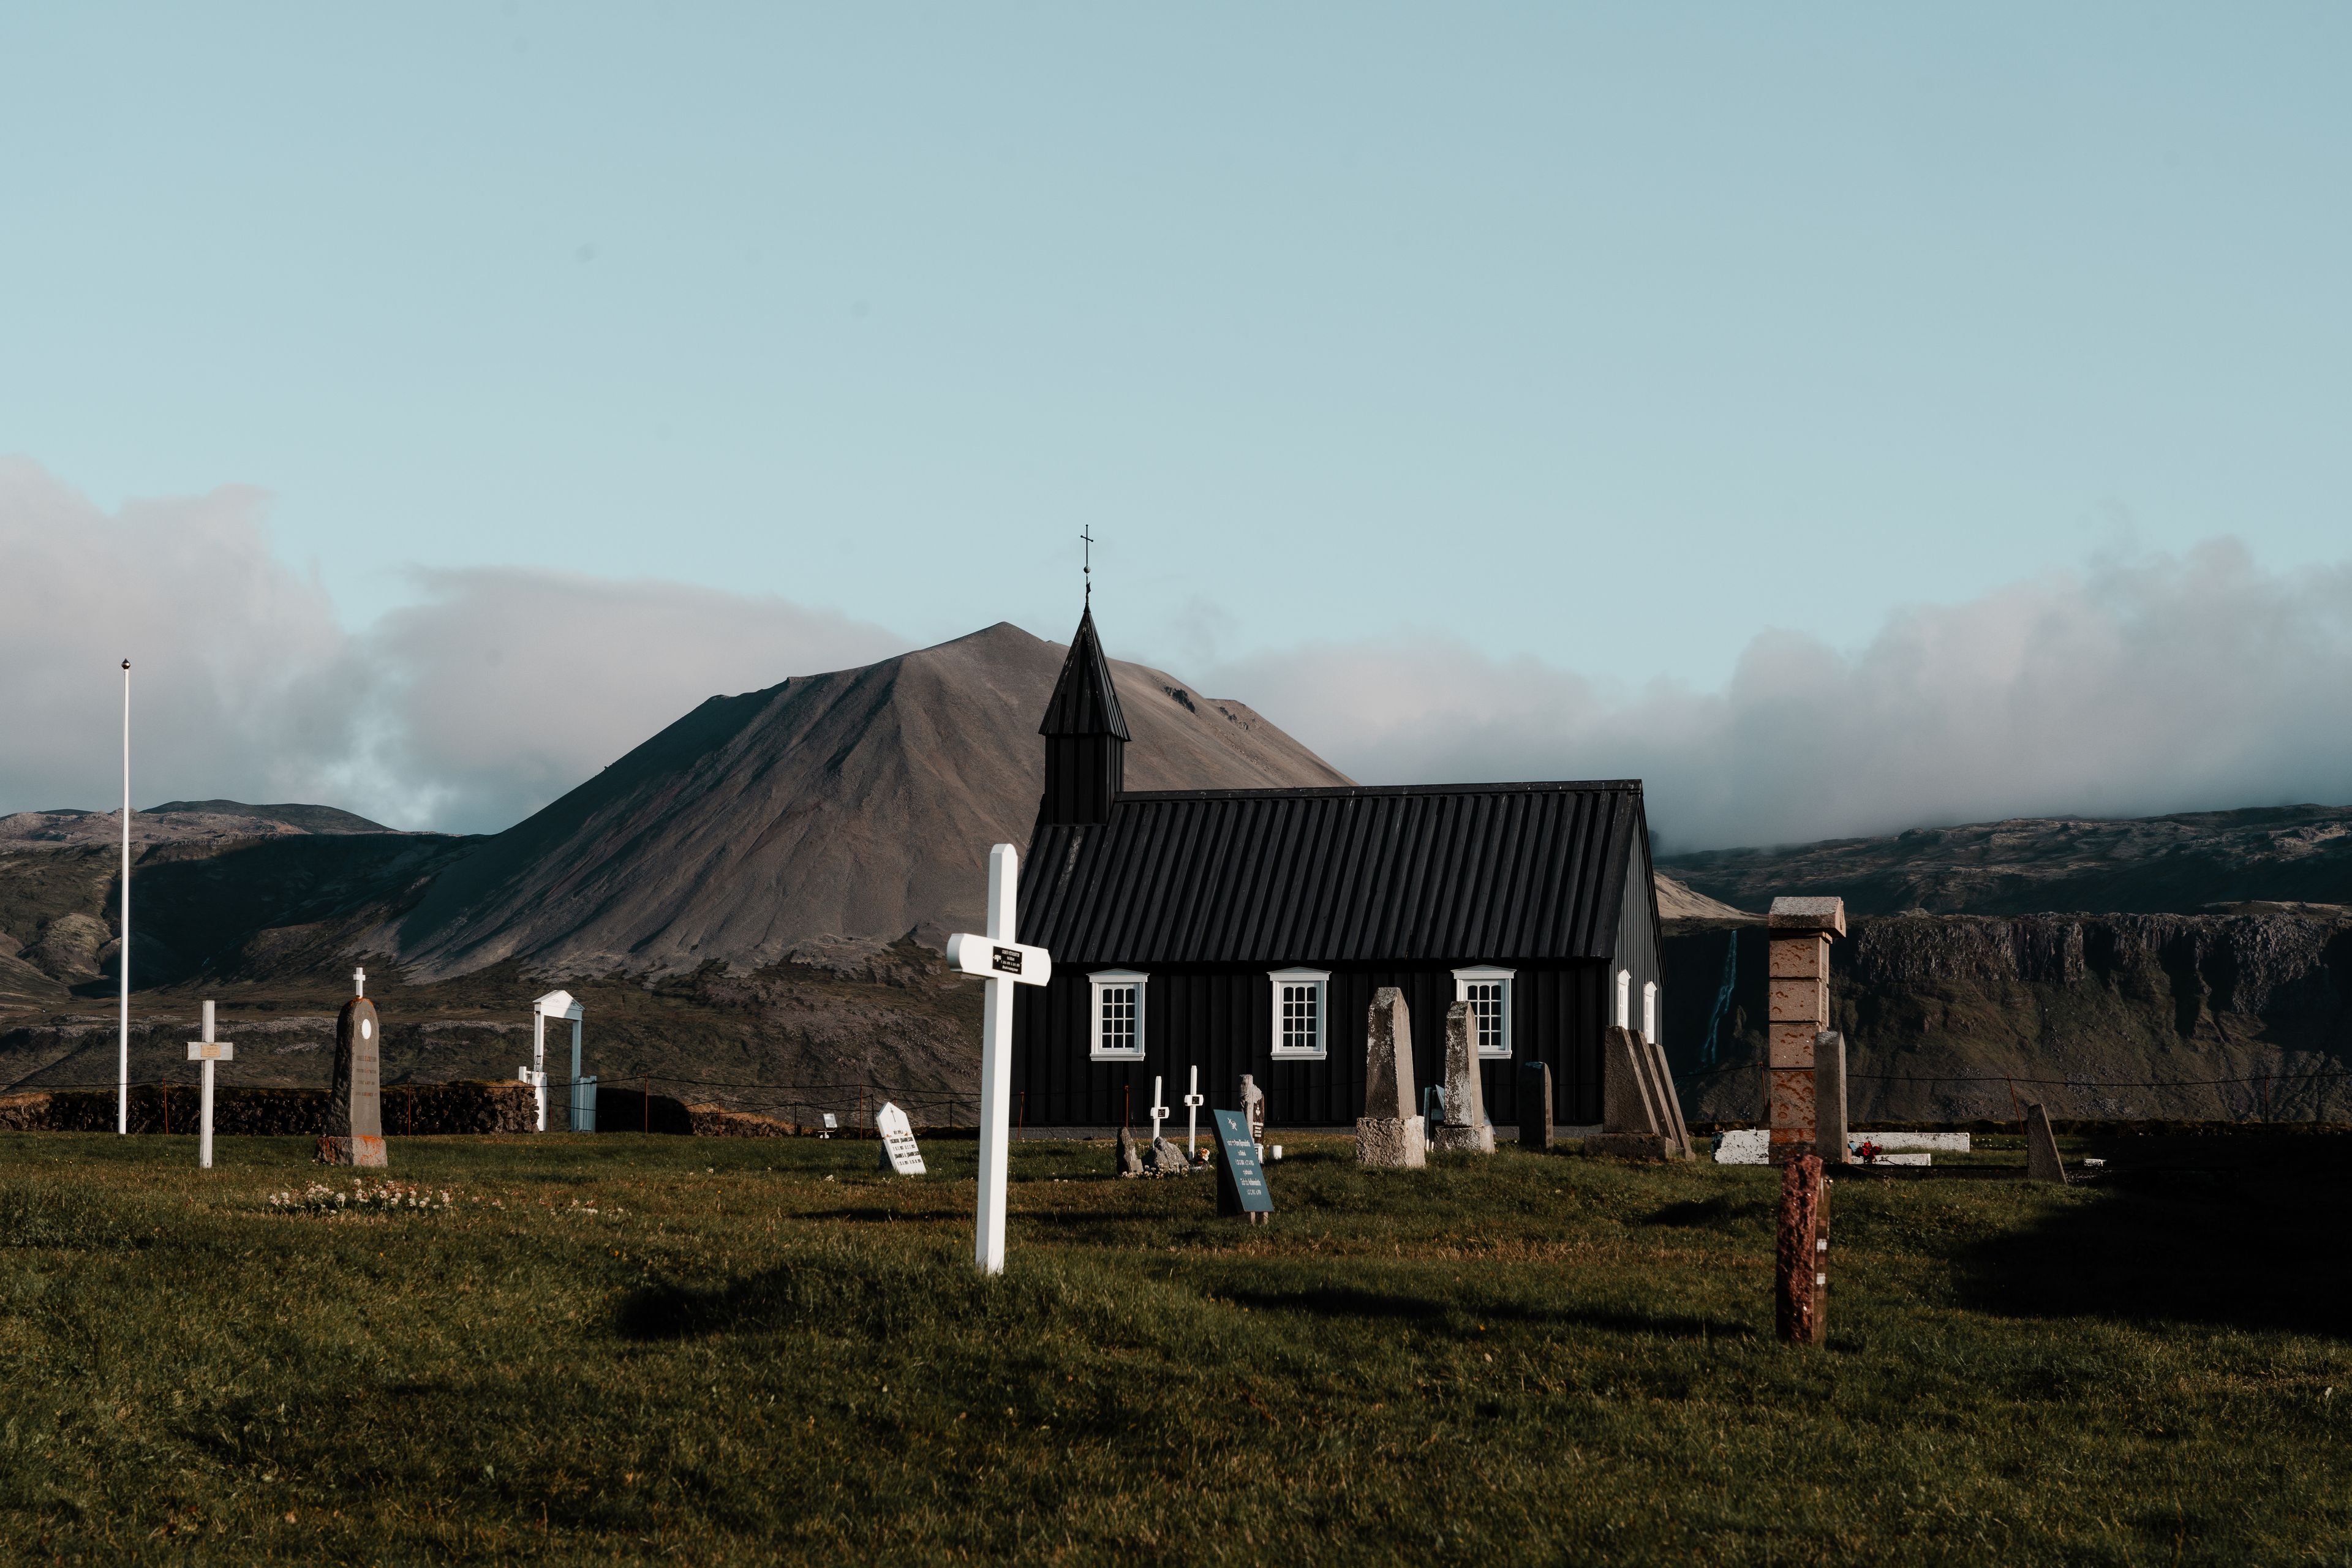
[1038,603,1128,826]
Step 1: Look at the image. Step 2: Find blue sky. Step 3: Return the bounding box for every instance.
[4,6,2350,840]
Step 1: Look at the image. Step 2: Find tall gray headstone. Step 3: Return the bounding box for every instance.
[1355,987,1425,1169]
[318,990,386,1167]
[1517,1060,1553,1152]
[1428,1001,1495,1154]
[2025,1102,2070,1184]
[1814,1030,1850,1165]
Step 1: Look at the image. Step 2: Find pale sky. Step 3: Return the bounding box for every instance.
[4,6,2350,842]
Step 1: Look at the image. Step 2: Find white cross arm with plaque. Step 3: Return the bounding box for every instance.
[943,934,1052,987]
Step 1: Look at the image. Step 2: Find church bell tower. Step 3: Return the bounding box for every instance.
[1038,603,1129,826]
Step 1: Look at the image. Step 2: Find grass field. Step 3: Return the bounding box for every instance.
[0,1129,2346,1566]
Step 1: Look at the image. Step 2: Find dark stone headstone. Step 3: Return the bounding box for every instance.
[317,994,387,1167]
[1517,1060,1553,1152]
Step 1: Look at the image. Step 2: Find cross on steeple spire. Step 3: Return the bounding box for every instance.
[1080,526,1094,603]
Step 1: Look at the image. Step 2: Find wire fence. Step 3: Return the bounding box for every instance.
[1674,1058,2352,1124]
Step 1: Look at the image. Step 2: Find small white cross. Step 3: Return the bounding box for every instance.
[185,1000,233,1170]
[1182,1065,1205,1154]
[352,966,366,998]
[1147,1075,1170,1146]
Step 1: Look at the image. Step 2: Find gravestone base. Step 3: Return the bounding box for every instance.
[1592,1132,1674,1161]
[315,1134,387,1167]
[1429,1123,1495,1154]
[1354,1117,1426,1169]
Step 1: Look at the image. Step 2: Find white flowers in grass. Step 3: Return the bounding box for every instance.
[268,1181,454,1215]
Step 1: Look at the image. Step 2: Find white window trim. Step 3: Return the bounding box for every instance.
[1452,967,1516,1060]
[1642,979,1659,1044]
[1267,967,1330,1059]
[1088,969,1148,1060]
[1616,968,1631,1030]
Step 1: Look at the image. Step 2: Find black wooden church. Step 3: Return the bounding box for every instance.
[1011,605,1665,1130]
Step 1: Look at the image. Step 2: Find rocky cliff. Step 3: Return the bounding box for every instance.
[1664,910,2352,1123]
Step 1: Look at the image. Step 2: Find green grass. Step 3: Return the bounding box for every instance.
[0,1132,2345,1566]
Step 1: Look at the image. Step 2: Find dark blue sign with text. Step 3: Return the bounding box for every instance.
[1212,1108,1273,1216]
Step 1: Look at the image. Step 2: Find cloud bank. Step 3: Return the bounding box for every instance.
[8,457,2350,849]
[1209,542,2352,849]
[0,459,907,834]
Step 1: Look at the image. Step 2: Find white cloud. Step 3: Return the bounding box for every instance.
[0,459,908,833]
[1208,540,2352,850]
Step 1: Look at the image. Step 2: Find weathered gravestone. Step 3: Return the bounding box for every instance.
[1212,1107,1273,1223]
[1593,1025,1692,1161]
[1148,1136,1193,1177]
[1117,1123,1145,1178]
[1815,1030,1850,1166]
[1428,1001,1494,1153]
[2025,1102,2070,1184]
[1238,1074,1266,1153]
[318,967,386,1167]
[1767,897,1845,1161]
[875,1101,925,1175]
[1355,987,1425,1169]
[1518,1060,1553,1152]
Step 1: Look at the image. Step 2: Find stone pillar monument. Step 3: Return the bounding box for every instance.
[1354,988,1425,1168]
[318,967,387,1167]
[1766,897,1846,1163]
[1428,1001,1494,1153]
[1517,1060,1554,1152]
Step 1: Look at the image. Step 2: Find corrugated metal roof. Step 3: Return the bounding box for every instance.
[1036,606,1131,741]
[1020,781,1647,965]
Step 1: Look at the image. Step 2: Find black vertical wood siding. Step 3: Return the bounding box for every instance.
[1012,962,1607,1129]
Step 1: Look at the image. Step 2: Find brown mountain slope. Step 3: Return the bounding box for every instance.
[387,622,1352,979]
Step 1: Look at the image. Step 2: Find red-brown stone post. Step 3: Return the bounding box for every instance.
[1775,1154,1828,1344]
[1765,897,1845,1161]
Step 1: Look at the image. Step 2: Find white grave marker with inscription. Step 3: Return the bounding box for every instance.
[944,843,1053,1276]
[875,1101,925,1175]
[185,999,233,1170]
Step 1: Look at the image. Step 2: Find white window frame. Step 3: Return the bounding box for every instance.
[1267,968,1330,1059]
[1616,968,1631,1030]
[1088,970,1148,1060]
[1642,979,1659,1044]
[1452,967,1515,1060]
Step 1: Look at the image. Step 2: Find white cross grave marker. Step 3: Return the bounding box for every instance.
[185,1000,233,1170]
[1148,1075,1170,1147]
[1182,1065,1205,1155]
[944,843,1054,1276]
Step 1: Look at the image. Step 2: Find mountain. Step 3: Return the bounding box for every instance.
[386,622,1352,980]
[1660,804,2352,919]
[1,801,397,849]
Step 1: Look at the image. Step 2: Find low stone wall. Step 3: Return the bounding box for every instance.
[0,1080,537,1136]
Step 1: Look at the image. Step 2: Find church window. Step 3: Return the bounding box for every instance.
[1088,971,1148,1060]
[1267,968,1329,1058]
[1453,967,1515,1058]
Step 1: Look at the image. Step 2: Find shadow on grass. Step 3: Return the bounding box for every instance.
[1956,1132,2352,1340]
[1218,1283,1754,1341]
[1644,1194,1771,1229]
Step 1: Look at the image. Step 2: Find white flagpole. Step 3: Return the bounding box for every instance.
[118,659,130,1136]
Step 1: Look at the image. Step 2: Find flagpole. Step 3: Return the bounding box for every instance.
[118,658,130,1136]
